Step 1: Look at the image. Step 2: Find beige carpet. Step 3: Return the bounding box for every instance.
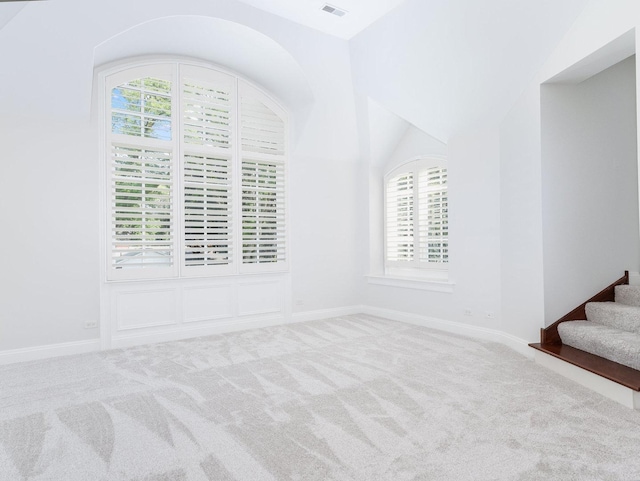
[1,314,640,480]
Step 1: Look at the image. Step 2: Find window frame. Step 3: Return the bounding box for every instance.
[98,57,289,282]
[383,155,448,279]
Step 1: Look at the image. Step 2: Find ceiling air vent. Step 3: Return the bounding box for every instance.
[321,4,347,17]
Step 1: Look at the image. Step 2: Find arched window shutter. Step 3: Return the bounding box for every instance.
[104,61,288,281]
[385,158,448,273]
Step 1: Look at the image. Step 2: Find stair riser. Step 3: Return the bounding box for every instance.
[586,302,640,334]
[615,285,640,307]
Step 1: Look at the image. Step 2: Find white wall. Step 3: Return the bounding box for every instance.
[386,126,448,170]
[541,56,639,323]
[0,0,362,352]
[350,0,588,343]
[355,0,640,344]
[0,118,100,351]
[364,127,502,330]
[290,158,364,313]
[4,0,639,356]
[499,89,546,341]
[500,0,640,340]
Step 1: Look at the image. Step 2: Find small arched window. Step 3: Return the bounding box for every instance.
[384,157,448,276]
[101,60,288,281]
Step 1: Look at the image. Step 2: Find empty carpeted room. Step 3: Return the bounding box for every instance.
[4,0,640,479]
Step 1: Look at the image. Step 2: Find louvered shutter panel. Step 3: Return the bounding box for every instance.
[108,71,176,280]
[240,95,286,156]
[418,167,448,264]
[181,67,235,273]
[111,145,173,270]
[182,72,233,150]
[386,172,414,263]
[183,154,232,267]
[241,160,286,264]
[239,84,287,269]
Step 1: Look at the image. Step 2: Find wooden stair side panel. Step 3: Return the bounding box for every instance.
[540,271,629,344]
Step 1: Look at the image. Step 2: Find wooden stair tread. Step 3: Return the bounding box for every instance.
[530,342,640,391]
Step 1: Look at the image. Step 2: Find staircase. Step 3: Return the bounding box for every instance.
[530,272,640,407]
[558,285,640,371]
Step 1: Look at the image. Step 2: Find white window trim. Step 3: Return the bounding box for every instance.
[366,275,455,293]
[97,57,290,283]
[383,155,449,280]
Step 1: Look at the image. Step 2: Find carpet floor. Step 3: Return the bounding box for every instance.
[2,314,640,480]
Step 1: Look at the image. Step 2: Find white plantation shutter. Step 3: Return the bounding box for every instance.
[241,160,286,264]
[182,69,233,150]
[107,66,177,280]
[241,95,286,155]
[110,145,174,273]
[180,67,235,274]
[239,83,287,270]
[183,154,232,269]
[386,172,414,262]
[418,167,448,264]
[104,61,288,280]
[385,158,448,271]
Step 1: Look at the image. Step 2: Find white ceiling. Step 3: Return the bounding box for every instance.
[350,0,591,141]
[233,0,407,39]
[0,0,405,41]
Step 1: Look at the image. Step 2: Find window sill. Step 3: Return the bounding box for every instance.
[366,275,455,293]
[105,270,289,284]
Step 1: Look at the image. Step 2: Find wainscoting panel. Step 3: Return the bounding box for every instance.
[103,274,288,348]
[116,288,178,331]
[237,280,283,317]
[183,285,234,323]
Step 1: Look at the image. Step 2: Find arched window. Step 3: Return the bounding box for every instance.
[384,157,448,276]
[101,60,288,281]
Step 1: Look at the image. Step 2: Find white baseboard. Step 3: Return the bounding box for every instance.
[362,305,533,359]
[0,339,101,365]
[111,314,290,349]
[533,349,640,409]
[290,305,364,323]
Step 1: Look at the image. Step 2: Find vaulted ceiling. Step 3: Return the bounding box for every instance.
[350,0,591,141]
[231,0,407,39]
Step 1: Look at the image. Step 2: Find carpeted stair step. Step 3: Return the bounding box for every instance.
[585,301,640,334]
[558,320,640,371]
[615,285,640,307]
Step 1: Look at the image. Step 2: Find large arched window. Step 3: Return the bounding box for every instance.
[101,60,288,281]
[384,157,448,276]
